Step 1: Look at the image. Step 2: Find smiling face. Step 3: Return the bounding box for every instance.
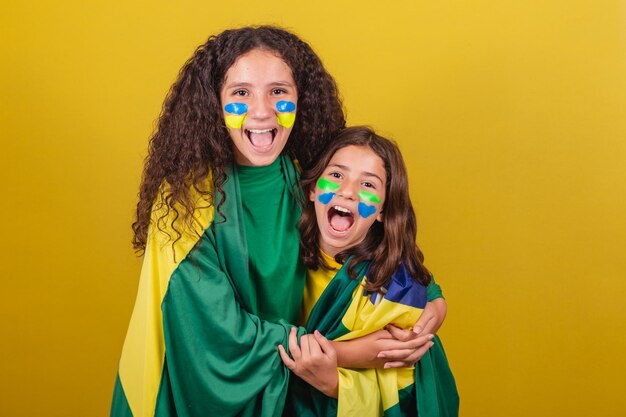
[220,48,298,166]
[310,145,387,257]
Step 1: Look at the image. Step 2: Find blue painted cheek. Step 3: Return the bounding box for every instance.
[224,102,248,115]
[318,192,335,205]
[358,202,377,218]
[276,100,296,112]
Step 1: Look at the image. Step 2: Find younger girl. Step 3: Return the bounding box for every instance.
[279,126,459,417]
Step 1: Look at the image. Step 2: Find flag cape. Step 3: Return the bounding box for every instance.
[287,261,459,417]
[111,156,306,417]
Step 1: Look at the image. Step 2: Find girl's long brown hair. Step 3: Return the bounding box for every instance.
[132,26,345,253]
[299,126,431,291]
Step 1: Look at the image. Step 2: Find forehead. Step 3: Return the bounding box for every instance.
[327,145,386,181]
[223,49,294,85]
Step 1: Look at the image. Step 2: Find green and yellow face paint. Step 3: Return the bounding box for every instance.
[224,102,248,129]
[276,100,296,128]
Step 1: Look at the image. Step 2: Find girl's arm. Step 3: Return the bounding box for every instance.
[332,298,446,368]
[114,212,300,417]
[278,328,435,393]
[278,296,445,392]
[331,328,435,368]
[160,232,303,415]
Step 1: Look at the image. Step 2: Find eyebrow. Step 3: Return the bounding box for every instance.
[224,82,252,88]
[272,81,295,87]
[328,163,384,183]
[223,81,295,89]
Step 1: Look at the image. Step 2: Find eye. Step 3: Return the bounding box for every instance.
[329,172,343,180]
[271,88,287,95]
[233,89,248,97]
[362,181,375,189]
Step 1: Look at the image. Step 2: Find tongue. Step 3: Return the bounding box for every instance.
[330,213,352,231]
[249,131,273,148]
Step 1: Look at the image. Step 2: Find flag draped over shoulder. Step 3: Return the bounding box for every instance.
[111,156,305,417]
[287,261,459,417]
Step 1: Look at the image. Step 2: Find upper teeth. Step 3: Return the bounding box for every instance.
[334,206,351,214]
[248,128,273,133]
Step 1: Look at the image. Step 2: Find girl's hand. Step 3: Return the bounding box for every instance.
[377,325,435,368]
[413,298,447,336]
[377,299,447,368]
[278,328,339,398]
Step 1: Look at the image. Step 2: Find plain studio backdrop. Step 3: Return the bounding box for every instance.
[1,1,625,416]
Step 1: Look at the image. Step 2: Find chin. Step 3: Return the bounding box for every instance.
[250,152,281,166]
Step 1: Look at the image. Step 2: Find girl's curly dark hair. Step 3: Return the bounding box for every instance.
[132,26,345,252]
[298,126,431,291]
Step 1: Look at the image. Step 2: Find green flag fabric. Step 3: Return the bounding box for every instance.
[111,156,306,417]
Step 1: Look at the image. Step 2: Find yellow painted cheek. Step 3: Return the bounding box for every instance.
[277,112,296,128]
[225,114,246,129]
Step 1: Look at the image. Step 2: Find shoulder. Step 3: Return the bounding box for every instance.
[383,263,429,309]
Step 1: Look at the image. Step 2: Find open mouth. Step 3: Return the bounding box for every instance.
[245,128,277,150]
[328,205,354,233]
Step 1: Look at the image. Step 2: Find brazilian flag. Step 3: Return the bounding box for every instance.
[111,156,307,417]
[287,261,460,417]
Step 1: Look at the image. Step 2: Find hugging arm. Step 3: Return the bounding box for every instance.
[333,279,447,368]
[161,232,300,416]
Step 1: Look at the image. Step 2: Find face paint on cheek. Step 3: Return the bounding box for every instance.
[358,202,377,218]
[357,190,381,218]
[318,193,335,204]
[316,177,340,205]
[317,177,340,192]
[276,100,296,128]
[224,103,248,129]
[358,190,382,204]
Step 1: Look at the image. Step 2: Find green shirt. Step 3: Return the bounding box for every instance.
[238,158,306,323]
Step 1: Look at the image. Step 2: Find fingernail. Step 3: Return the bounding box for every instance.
[314,330,320,336]
[378,353,386,358]
[384,363,390,369]
[430,342,435,347]
[428,334,434,340]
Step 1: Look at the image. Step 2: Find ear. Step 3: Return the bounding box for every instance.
[376,209,384,223]
[309,185,316,202]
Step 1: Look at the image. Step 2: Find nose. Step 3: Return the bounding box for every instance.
[247,94,273,120]
[337,180,358,200]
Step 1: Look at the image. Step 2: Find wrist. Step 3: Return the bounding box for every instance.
[334,339,387,368]
[321,372,339,398]
[332,341,348,368]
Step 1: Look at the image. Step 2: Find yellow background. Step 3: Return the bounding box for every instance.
[2,1,625,416]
